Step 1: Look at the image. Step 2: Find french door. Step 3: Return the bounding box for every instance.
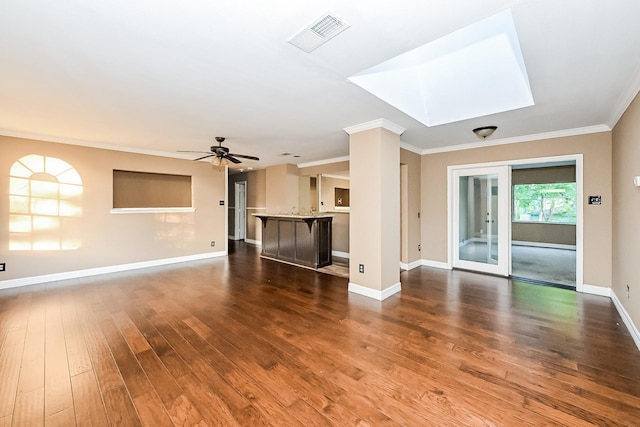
[452,166,510,276]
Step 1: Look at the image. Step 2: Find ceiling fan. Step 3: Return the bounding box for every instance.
[179,137,260,166]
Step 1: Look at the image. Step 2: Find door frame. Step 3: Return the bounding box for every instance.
[448,154,584,291]
[234,181,247,240]
[452,165,511,276]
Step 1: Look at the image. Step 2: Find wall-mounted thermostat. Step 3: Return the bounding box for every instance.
[588,195,602,205]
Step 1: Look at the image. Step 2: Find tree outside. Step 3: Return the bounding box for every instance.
[513,182,577,223]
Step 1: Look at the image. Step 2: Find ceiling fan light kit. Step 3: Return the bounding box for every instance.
[178,137,260,166]
[473,126,498,139]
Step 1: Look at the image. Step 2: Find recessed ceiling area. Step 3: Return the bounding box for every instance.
[348,10,534,127]
[0,1,639,167]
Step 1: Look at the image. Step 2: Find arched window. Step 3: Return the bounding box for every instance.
[9,155,83,251]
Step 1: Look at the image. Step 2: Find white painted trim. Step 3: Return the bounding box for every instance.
[0,251,227,290]
[348,282,401,300]
[512,241,576,250]
[332,250,350,259]
[422,125,610,155]
[447,154,584,291]
[607,64,640,127]
[581,283,611,297]
[451,165,510,277]
[400,142,423,155]
[400,260,422,271]
[234,181,247,241]
[343,118,406,136]
[297,156,350,169]
[322,174,350,180]
[421,259,452,270]
[611,290,640,352]
[574,156,584,292]
[0,129,199,160]
[245,238,262,246]
[110,207,196,214]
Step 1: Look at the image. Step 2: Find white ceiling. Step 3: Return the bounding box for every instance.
[1,0,639,168]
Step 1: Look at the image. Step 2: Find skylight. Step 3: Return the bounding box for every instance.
[348,9,534,127]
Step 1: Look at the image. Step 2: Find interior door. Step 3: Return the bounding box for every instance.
[235,182,246,240]
[453,166,510,276]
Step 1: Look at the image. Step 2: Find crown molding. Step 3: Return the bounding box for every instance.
[420,124,611,155]
[322,173,350,180]
[343,118,406,136]
[0,129,192,160]
[400,142,422,154]
[297,156,350,168]
[607,63,640,128]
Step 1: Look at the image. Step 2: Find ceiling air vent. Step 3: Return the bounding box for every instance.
[288,11,350,53]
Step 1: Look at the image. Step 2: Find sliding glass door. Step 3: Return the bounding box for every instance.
[453,166,510,276]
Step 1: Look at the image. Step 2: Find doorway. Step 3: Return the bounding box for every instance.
[449,155,583,290]
[234,181,247,240]
[510,162,577,288]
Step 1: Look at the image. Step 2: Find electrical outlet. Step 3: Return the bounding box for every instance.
[211,241,215,247]
[418,244,421,252]
[0,263,5,272]
[358,264,364,273]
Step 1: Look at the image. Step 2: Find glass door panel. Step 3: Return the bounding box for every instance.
[453,166,509,276]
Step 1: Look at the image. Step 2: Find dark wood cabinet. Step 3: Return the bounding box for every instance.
[255,215,332,268]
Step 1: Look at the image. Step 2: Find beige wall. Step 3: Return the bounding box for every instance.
[331,212,349,254]
[319,176,350,211]
[512,223,576,245]
[266,164,299,214]
[421,132,612,287]
[612,92,640,328]
[298,160,349,177]
[1,136,227,282]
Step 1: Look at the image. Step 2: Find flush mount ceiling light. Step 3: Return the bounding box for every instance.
[348,9,534,127]
[289,11,350,53]
[473,125,498,139]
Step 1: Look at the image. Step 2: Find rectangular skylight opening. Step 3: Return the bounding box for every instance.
[347,9,534,126]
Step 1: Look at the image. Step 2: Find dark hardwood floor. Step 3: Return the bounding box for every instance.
[1,241,639,426]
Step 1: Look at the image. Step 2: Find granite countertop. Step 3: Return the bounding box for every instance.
[252,213,333,219]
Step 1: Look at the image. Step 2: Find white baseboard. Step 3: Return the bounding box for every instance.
[348,282,401,301]
[421,259,452,270]
[581,283,612,297]
[400,260,422,271]
[512,240,576,250]
[0,251,227,290]
[611,290,640,352]
[245,238,261,246]
[332,250,350,259]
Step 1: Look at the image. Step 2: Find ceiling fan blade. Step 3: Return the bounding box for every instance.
[224,154,242,164]
[177,150,214,154]
[229,153,260,161]
[193,154,216,161]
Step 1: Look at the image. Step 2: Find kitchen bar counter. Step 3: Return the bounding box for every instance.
[253,214,332,268]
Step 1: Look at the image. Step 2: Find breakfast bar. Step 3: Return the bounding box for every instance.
[253,214,332,268]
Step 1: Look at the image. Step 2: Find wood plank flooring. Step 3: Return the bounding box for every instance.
[0,241,639,426]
